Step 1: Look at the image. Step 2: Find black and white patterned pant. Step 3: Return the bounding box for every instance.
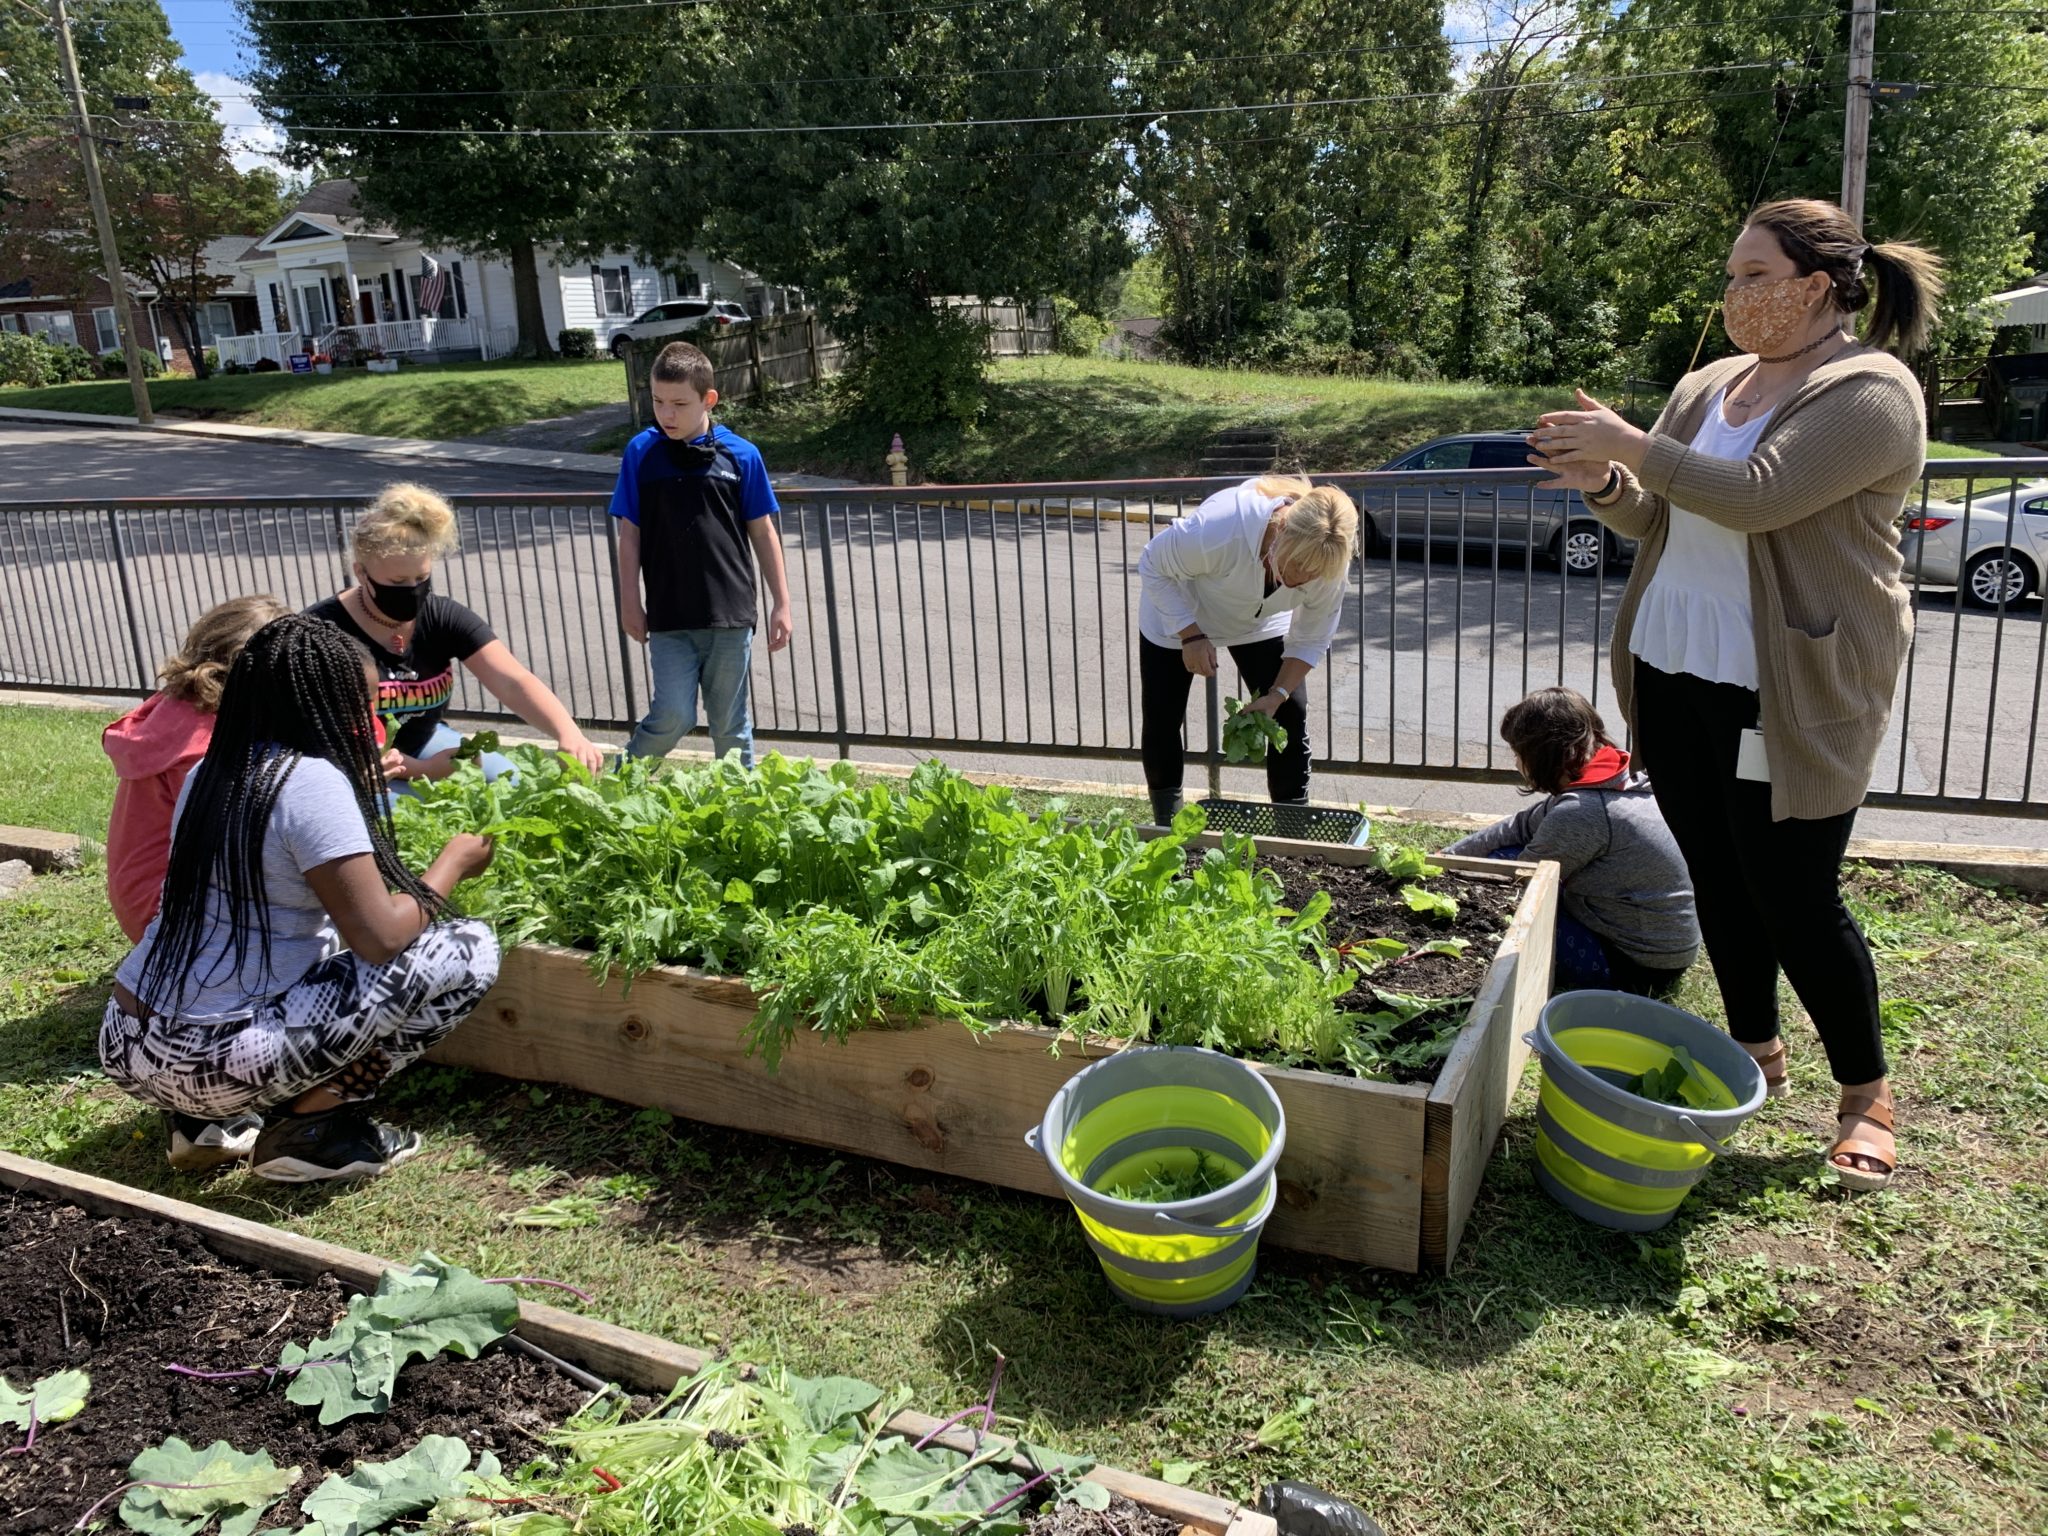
[100,919,500,1119]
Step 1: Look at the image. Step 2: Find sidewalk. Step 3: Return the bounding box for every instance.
[0,406,846,490]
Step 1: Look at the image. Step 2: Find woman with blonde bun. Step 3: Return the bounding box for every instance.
[307,482,606,784]
[1135,475,1358,825]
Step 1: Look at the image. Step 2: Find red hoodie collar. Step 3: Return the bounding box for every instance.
[1569,744,1631,788]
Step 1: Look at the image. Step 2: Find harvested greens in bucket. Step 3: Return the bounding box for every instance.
[1032,1048,1286,1318]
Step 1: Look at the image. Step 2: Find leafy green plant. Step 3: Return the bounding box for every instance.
[1221,697,1288,763]
[1104,1151,1235,1205]
[511,1194,607,1230]
[1,1366,87,1449]
[1625,1046,1702,1107]
[1371,845,1442,882]
[295,1434,500,1536]
[101,1438,299,1536]
[1401,885,1459,922]
[280,1254,519,1424]
[451,729,501,763]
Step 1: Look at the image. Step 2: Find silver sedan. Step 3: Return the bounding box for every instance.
[1901,480,2048,608]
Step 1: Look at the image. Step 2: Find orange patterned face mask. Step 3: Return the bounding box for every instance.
[1722,275,1815,358]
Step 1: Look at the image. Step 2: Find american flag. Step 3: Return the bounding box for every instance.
[418,254,447,317]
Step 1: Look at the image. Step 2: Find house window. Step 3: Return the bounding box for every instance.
[662,268,702,301]
[592,264,632,317]
[25,311,77,346]
[0,314,18,333]
[407,264,466,320]
[268,283,288,332]
[450,260,468,320]
[202,302,235,342]
[92,307,119,352]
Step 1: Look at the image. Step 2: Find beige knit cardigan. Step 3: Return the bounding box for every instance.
[1591,346,1925,821]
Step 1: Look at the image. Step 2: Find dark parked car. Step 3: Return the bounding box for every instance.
[1360,431,1635,575]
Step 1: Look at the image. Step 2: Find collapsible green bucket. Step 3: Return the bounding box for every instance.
[1028,1046,1285,1318]
[1527,991,1768,1233]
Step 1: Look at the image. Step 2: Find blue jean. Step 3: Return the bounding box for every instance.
[1485,844,1682,996]
[629,627,754,765]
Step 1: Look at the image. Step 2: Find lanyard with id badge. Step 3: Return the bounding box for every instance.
[1737,728,1771,783]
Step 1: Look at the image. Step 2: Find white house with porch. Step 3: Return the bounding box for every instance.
[218,180,797,369]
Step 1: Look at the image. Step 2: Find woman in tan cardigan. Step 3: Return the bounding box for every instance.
[1524,199,1944,1193]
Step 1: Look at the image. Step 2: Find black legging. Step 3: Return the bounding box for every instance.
[1632,659,1886,1085]
[1139,635,1311,823]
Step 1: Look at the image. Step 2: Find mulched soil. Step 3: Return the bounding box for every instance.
[1025,1492,1186,1536]
[0,1190,590,1534]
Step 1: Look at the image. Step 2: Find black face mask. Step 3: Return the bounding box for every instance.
[361,569,430,623]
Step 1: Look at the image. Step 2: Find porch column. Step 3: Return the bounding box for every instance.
[340,249,359,331]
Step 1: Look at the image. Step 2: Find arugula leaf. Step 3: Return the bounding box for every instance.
[118,1438,299,1536]
[295,1435,499,1536]
[1371,844,1443,882]
[0,1367,88,1430]
[450,730,500,763]
[282,1254,519,1425]
[1401,885,1460,922]
[1624,1046,1702,1106]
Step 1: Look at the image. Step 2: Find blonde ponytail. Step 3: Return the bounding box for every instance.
[353,482,459,561]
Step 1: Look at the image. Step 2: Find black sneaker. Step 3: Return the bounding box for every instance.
[167,1111,262,1172]
[249,1106,422,1183]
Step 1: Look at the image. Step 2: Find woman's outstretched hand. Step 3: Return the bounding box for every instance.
[1527,390,1647,489]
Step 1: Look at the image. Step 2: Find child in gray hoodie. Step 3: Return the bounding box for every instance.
[1449,687,1699,996]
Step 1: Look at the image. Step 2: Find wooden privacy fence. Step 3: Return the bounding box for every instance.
[625,301,1054,430]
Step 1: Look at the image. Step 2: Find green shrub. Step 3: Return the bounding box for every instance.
[846,306,989,429]
[557,327,598,359]
[48,342,98,382]
[1053,296,1112,357]
[251,356,281,373]
[201,347,220,373]
[98,347,162,379]
[0,333,56,388]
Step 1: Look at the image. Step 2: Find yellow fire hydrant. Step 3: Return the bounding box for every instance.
[886,433,909,487]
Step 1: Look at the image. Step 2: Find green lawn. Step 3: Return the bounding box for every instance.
[0,358,626,442]
[0,701,2041,1534]
[706,355,1655,483]
[0,702,123,846]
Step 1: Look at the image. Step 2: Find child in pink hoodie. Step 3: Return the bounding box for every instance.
[104,596,291,944]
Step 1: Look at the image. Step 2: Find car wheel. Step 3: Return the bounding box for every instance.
[1359,516,1390,559]
[610,335,631,359]
[1962,547,2036,609]
[1552,520,1611,576]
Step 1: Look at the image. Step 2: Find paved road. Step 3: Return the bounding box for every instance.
[0,421,611,498]
[5,427,2045,843]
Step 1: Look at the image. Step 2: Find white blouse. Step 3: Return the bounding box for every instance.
[1630,390,1773,689]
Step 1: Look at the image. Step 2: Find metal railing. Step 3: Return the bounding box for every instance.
[2,461,2043,817]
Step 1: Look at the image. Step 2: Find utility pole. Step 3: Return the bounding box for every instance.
[49,0,153,423]
[1840,0,1877,226]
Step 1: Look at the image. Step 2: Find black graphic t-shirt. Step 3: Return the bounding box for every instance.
[305,593,495,757]
[607,423,780,632]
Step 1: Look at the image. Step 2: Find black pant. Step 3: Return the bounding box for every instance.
[1632,660,1886,1085]
[1139,635,1311,821]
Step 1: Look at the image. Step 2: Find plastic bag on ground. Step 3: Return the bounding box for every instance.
[1254,1480,1386,1536]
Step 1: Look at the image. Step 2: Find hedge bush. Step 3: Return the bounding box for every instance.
[557,327,598,359]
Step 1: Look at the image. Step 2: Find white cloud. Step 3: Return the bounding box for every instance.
[194,70,288,175]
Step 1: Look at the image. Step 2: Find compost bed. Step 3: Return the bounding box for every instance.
[0,1189,588,1534]
[0,1154,1276,1536]
[428,834,1559,1272]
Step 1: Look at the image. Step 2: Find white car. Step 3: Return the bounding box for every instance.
[610,299,751,358]
[1900,480,2048,608]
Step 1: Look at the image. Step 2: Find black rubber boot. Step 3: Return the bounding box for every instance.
[1149,790,1183,828]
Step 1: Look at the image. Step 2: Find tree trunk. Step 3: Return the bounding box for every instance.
[509,243,555,360]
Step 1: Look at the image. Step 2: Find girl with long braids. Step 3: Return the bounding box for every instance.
[100,613,500,1181]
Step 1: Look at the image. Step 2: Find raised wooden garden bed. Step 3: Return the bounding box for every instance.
[0,1150,1276,1536]
[427,835,1558,1273]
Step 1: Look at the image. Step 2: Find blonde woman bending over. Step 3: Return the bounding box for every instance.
[1136,476,1358,825]
[308,483,606,785]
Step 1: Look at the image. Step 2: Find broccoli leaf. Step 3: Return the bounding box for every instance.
[0,1367,88,1429]
[118,1437,300,1536]
[295,1435,499,1536]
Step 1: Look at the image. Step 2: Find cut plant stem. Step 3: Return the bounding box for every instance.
[3,1401,36,1456]
[484,1275,598,1304]
[162,1357,345,1382]
[982,1464,1062,1517]
[72,1480,237,1531]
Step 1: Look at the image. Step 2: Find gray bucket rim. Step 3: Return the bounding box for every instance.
[1030,1045,1287,1232]
[1530,990,1768,1137]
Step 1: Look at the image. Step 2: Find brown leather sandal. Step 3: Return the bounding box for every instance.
[1828,1089,1896,1192]
[1750,1038,1790,1099]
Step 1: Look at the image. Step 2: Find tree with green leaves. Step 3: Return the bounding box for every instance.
[238,0,643,358]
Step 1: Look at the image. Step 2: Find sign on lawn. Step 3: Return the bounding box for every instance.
[288,353,312,375]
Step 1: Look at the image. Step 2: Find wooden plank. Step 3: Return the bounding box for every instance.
[0,1151,1269,1536]
[1421,858,1558,1271]
[430,947,1433,1269]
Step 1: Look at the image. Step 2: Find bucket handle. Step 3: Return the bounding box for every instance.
[1024,1127,1040,1152]
[1524,1034,1742,1160]
[1151,1208,1264,1240]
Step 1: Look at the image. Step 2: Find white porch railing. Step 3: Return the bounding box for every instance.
[318,317,476,356]
[216,333,294,368]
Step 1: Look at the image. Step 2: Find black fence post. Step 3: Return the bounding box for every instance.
[816,502,852,760]
[605,515,640,730]
[106,508,151,689]
[1204,672,1222,800]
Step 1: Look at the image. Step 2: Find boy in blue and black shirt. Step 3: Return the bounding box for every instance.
[611,340,793,767]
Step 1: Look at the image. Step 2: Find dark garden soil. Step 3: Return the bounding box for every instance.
[1257,853,1522,1084]
[0,1190,589,1534]
[1025,1492,1186,1536]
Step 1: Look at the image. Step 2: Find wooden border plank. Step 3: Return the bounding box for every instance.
[0,1151,1272,1536]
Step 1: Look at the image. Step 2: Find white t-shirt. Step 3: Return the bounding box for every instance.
[1630,390,1773,689]
[116,753,375,1021]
